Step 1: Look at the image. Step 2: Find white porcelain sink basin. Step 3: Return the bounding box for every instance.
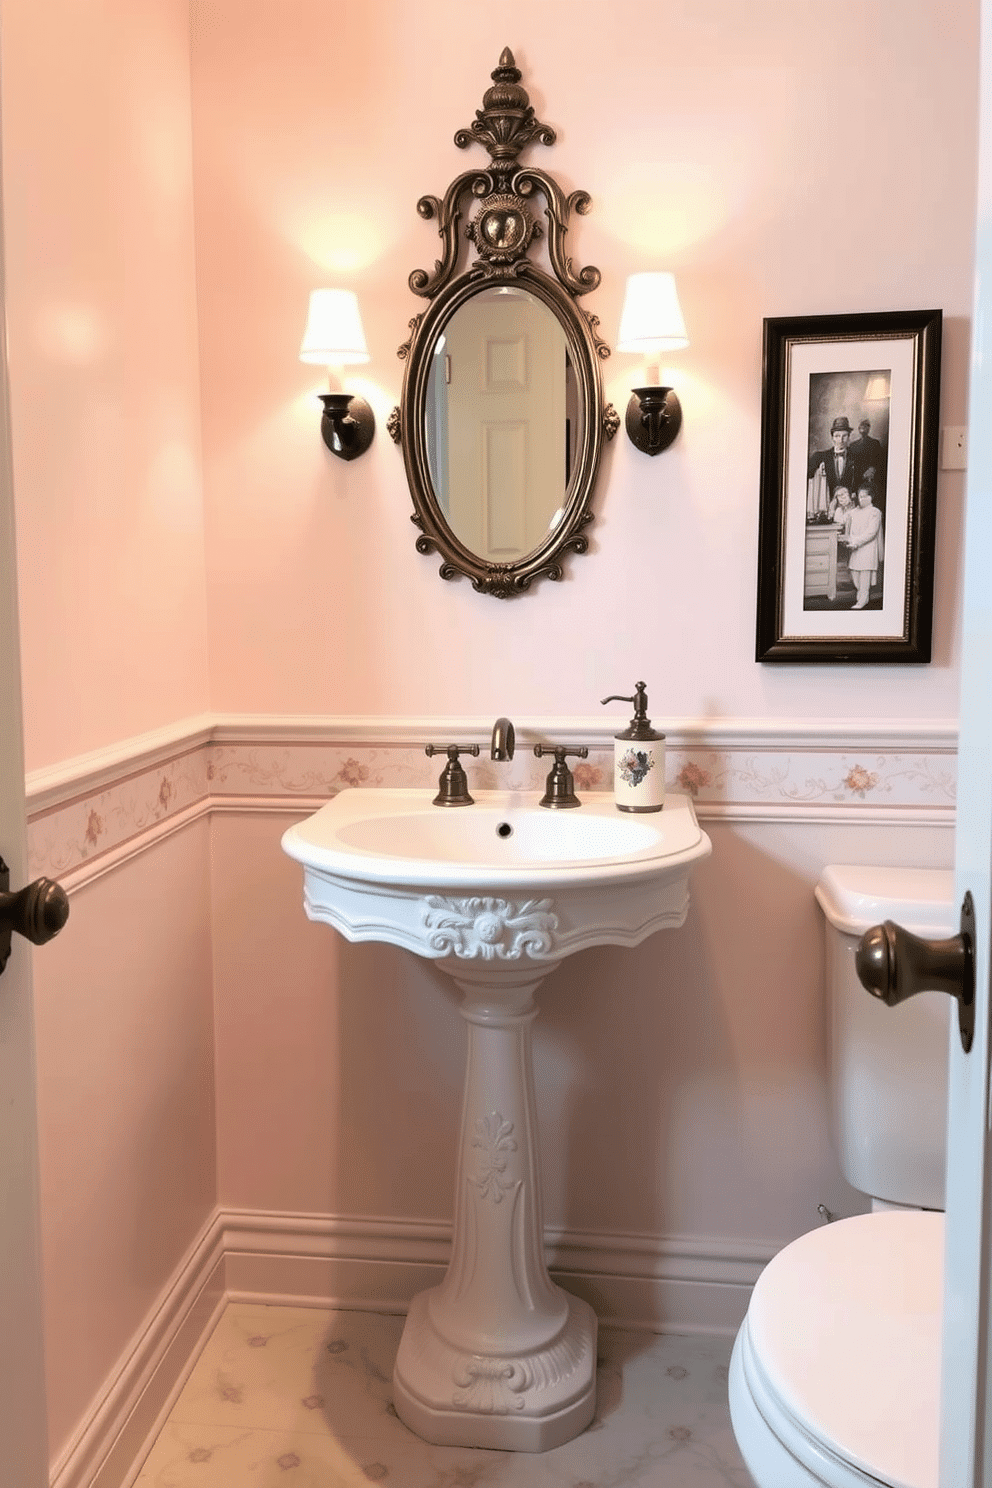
[335,799,663,869]
[286,787,703,878]
[282,786,710,1453]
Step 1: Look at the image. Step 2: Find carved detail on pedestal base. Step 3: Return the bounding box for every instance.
[393,1288,598,1451]
[451,1322,593,1413]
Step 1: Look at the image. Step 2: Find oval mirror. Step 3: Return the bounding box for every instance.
[424,287,577,562]
[391,50,619,598]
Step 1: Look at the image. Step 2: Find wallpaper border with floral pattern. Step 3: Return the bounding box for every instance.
[26,715,957,888]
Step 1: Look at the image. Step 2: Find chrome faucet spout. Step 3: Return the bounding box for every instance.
[491,717,516,762]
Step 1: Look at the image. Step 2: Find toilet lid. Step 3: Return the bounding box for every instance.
[745,1211,942,1488]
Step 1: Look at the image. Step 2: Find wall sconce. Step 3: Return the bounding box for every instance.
[616,272,688,456]
[299,288,375,460]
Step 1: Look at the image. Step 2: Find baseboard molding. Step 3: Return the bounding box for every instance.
[50,1213,226,1488]
[219,1208,770,1336]
[54,1206,775,1487]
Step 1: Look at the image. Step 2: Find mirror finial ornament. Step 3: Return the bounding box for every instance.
[455,47,556,164]
[394,50,618,597]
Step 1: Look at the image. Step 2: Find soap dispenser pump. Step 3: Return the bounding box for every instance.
[601,681,665,813]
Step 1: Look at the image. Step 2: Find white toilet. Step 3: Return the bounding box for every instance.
[729,865,954,1488]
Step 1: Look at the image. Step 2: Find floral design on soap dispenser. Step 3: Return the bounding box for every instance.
[618,749,655,788]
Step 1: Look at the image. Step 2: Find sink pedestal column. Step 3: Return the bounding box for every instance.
[393,960,597,1452]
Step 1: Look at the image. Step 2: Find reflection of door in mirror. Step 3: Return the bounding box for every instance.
[428,289,568,561]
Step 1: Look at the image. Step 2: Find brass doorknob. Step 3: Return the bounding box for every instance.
[855,890,975,1053]
[0,856,70,976]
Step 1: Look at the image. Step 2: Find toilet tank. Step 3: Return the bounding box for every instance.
[815,865,954,1210]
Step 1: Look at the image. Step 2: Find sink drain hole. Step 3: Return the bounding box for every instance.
[496,822,514,839]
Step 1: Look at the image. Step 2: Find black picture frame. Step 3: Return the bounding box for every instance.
[755,309,942,663]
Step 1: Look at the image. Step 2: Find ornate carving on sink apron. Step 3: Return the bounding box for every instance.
[423,896,559,958]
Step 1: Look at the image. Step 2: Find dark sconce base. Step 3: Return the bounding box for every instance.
[318,393,376,461]
[625,386,682,456]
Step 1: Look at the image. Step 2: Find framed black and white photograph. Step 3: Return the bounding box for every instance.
[755,309,942,663]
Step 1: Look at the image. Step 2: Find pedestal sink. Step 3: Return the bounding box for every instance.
[282,788,711,1451]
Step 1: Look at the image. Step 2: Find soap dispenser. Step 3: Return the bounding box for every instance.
[601,681,665,813]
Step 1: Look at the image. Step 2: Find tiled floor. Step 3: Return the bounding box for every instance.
[133,1302,752,1486]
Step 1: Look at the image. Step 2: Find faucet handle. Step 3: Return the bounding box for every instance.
[533,744,588,810]
[425,743,480,807]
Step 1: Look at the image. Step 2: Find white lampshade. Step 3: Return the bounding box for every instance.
[863,373,890,402]
[616,272,688,354]
[299,289,370,366]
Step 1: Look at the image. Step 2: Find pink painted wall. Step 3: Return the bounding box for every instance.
[195,0,972,1314]
[2,0,209,773]
[190,0,974,721]
[193,0,974,1273]
[33,822,216,1458]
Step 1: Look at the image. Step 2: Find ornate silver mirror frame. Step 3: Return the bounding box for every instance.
[389,49,619,598]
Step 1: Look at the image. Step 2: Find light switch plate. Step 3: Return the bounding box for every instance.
[942,426,967,470]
